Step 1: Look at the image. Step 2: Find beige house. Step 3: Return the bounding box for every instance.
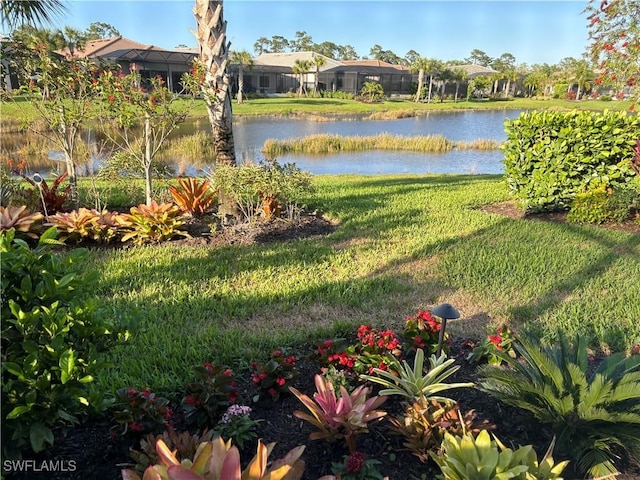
[59,37,197,92]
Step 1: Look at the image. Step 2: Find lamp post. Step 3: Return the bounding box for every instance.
[430,303,460,357]
[32,173,48,220]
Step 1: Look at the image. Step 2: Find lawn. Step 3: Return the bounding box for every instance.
[86,174,640,395]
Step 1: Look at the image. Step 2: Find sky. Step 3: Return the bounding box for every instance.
[11,0,592,66]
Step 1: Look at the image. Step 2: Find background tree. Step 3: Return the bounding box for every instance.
[253,36,270,55]
[409,56,429,102]
[404,49,421,67]
[269,35,289,53]
[465,48,493,66]
[570,58,595,99]
[230,49,253,104]
[313,41,339,59]
[360,81,385,102]
[368,44,403,64]
[192,0,236,166]
[585,0,639,105]
[2,0,67,29]
[336,44,358,61]
[467,75,491,100]
[290,30,313,52]
[424,58,444,103]
[449,65,467,102]
[84,21,120,39]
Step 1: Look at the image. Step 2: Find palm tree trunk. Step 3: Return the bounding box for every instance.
[193,0,236,166]
[454,81,460,102]
[427,74,433,103]
[237,65,244,104]
[415,69,424,103]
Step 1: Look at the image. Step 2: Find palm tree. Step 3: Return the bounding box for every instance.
[424,58,443,103]
[410,56,430,103]
[292,59,311,97]
[571,59,594,100]
[230,49,252,104]
[449,66,467,102]
[312,54,327,96]
[192,0,235,166]
[2,0,67,29]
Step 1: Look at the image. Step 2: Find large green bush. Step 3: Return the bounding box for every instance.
[1,228,130,456]
[503,110,639,212]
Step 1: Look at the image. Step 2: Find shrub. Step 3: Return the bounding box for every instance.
[567,183,637,224]
[181,362,238,427]
[47,208,123,243]
[359,82,385,103]
[479,333,640,478]
[1,228,126,455]
[331,451,383,480]
[403,310,448,357]
[503,110,640,212]
[466,325,517,366]
[213,404,261,450]
[431,430,569,480]
[16,171,70,214]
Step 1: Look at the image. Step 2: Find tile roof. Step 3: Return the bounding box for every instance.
[253,52,342,71]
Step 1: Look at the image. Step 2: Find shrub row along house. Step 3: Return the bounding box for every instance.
[6,35,495,98]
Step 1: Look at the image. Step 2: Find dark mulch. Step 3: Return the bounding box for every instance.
[6,206,640,480]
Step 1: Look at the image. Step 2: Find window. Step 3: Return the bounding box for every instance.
[259,76,270,88]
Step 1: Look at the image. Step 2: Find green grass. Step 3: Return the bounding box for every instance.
[1,96,634,126]
[81,174,640,395]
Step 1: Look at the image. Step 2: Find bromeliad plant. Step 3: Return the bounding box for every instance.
[0,205,44,238]
[330,451,384,480]
[169,177,216,217]
[403,310,448,356]
[479,333,640,478]
[388,399,494,462]
[250,349,299,402]
[290,374,387,453]
[467,325,517,366]
[17,171,70,214]
[111,388,173,436]
[360,349,474,403]
[431,430,569,480]
[121,436,306,480]
[118,201,189,245]
[47,208,123,243]
[182,362,238,428]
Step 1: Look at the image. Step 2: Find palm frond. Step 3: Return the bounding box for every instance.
[2,0,67,29]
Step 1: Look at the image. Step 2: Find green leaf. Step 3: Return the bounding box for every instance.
[6,405,31,419]
[29,423,54,453]
[59,349,76,384]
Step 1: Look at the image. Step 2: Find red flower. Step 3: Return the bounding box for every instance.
[631,344,640,355]
[129,422,143,432]
[268,388,278,398]
[251,374,262,385]
[345,452,365,473]
[276,377,286,386]
[203,362,214,370]
[285,356,297,365]
[141,388,151,398]
[271,349,282,358]
[185,395,195,405]
[323,339,333,348]
[488,335,502,350]
[126,389,137,397]
[223,369,233,377]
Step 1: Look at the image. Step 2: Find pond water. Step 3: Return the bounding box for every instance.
[8,109,525,176]
[229,109,523,175]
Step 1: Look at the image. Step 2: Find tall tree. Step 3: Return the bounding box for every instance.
[369,44,403,64]
[253,36,270,55]
[84,21,120,39]
[192,0,236,166]
[465,49,493,66]
[571,58,595,99]
[230,49,253,104]
[410,56,429,103]
[313,41,340,59]
[269,35,289,53]
[336,44,358,61]
[449,65,467,102]
[312,54,326,95]
[423,58,443,103]
[404,49,421,67]
[290,30,313,52]
[585,0,640,105]
[2,0,67,29]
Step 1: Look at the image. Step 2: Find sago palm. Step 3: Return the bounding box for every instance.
[478,333,640,479]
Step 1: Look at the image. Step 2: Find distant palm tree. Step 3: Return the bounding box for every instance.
[571,59,594,100]
[424,58,443,103]
[292,59,312,97]
[410,56,430,103]
[192,0,235,166]
[450,67,467,102]
[312,54,327,95]
[2,0,67,29]
[230,50,253,104]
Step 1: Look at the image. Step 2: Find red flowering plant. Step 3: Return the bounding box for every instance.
[331,451,384,480]
[466,325,517,366]
[181,362,238,427]
[340,325,403,377]
[403,310,449,357]
[250,349,299,402]
[111,388,172,436]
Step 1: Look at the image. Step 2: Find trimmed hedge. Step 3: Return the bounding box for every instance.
[503,110,639,212]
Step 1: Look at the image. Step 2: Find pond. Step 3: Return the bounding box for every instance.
[6,109,524,176]
[229,109,523,175]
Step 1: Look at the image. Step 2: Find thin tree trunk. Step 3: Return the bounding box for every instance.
[144,114,152,205]
[427,74,433,103]
[237,66,244,104]
[59,107,78,209]
[454,81,460,102]
[415,69,424,103]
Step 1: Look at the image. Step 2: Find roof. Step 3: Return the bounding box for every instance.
[102,48,197,65]
[253,52,342,71]
[343,59,409,71]
[59,37,152,58]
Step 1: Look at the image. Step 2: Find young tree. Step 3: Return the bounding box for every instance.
[312,54,327,95]
[15,44,99,208]
[410,56,429,103]
[585,0,639,106]
[292,59,311,97]
[96,70,192,206]
[290,30,313,52]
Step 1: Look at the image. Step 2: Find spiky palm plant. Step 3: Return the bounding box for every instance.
[478,333,640,479]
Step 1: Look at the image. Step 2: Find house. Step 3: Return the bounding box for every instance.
[232,52,414,96]
[58,37,198,93]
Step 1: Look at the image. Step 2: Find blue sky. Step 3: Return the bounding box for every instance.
[25,0,590,65]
